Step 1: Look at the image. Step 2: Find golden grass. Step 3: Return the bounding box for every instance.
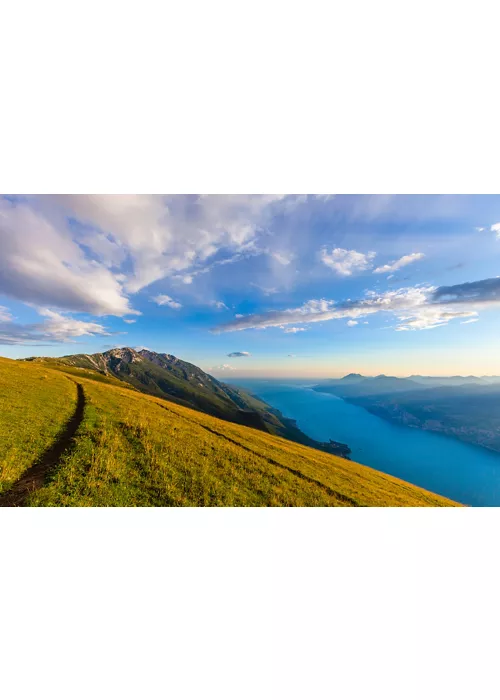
[0,357,77,493]
[12,365,459,507]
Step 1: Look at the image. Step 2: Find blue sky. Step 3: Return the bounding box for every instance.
[2,194,500,377]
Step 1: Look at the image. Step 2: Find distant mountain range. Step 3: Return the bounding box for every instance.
[314,373,500,452]
[24,348,350,458]
[319,373,500,390]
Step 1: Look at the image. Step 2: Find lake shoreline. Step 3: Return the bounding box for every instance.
[313,387,500,458]
[233,379,500,507]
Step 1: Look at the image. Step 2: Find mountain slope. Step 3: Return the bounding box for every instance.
[0,356,457,507]
[25,348,350,457]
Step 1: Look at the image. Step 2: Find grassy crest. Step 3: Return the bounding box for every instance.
[1,357,459,506]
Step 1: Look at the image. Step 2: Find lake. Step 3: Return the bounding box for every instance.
[233,379,500,507]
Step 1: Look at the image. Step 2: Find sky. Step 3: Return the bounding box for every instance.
[2,194,500,378]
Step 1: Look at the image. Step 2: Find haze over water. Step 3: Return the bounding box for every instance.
[233,379,500,507]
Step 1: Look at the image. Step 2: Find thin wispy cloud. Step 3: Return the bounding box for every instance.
[152,295,182,309]
[227,351,251,357]
[270,251,294,266]
[0,306,13,323]
[214,275,500,334]
[373,252,424,275]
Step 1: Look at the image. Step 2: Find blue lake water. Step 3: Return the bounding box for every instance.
[233,379,500,507]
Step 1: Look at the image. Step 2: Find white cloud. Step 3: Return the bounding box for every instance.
[36,309,111,341]
[48,194,291,293]
[0,308,110,346]
[284,327,306,333]
[475,227,485,232]
[212,301,228,310]
[0,198,137,317]
[373,252,424,275]
[123,319,136,324]
[152,294,182,309]
[321,247,376,276]
[491,223,500,238]
[461,318,479,324]
[1,195,308,320]
[395,309,478,331]
[213,282,491,334]
[227,351,251,357]
[208,364,235,371]
[347,320,358,327]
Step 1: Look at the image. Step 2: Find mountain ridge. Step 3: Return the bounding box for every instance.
[24,347,351,458]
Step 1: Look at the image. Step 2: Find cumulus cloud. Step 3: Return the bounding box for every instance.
[48,194,292,293]
[321,247,376,276]
[227,351,251,357]
[491,223,500,237]
[0,194,306,320]
[347,320,358,327]
[0,198,137,317]
[0,308,110,346]
[373,252,424,274]
[152,295,182,309]
[214,276,500,334]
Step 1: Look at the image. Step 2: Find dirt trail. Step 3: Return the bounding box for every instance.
[0,383,85,507]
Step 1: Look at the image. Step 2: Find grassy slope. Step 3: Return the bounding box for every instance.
[27,351,351,456]
[0,357,77,493]
[0,357,458,506]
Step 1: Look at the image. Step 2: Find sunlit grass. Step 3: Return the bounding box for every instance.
[21,367,458,507]
[0,357,77,493]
